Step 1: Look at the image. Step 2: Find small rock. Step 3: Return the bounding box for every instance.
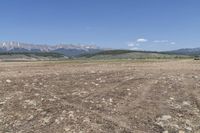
[185,119,192,125]
[24,100,37,106]
[159,115,172,121]
[179,130,185,133]
[48,98,56,102]
[27,115,34,121]
[68,111,74,119]
[34,93,40,96]
[42,116,51,124]
[173,124,179,129]
[41,111,47,115]
[83,117,90,123]
[55,119,60,124]
[163,131,168,133]
[62,110,67,114]
[24,83,29,87]
[64,127,71,132]
[183,101,190,106]
[185,127,192,131]
[6,79,12,83]
[170,97,174,100]
[90,71,95,74]
[156,121,164,127]
[0,101,5,105]
[192,76,198,79]
[109,98,113,103]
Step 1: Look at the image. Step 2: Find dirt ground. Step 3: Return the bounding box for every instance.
[0,60,200,133]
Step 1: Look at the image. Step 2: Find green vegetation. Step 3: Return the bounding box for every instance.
[0,50,195,61]
[79,50,192,60]
[81,50,147,57]
[0,52,64,58]
[194,55,200,60]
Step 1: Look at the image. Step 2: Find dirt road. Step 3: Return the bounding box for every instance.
[0,60,200,133]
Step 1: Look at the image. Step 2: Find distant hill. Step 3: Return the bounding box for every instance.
[0,52,66,61]
[0,41,102,57]
[165,48,200,56]
[79,50,191,60]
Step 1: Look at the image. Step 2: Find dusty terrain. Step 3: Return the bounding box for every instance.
[0,60,200,133]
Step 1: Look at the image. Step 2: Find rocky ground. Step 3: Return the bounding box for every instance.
[0,60,200,133]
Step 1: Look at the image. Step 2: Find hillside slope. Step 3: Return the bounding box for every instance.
[166,48,200,56]
[0,52,65,61]
[79,50,191,60]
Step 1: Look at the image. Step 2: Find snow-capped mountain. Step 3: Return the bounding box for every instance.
[0,41,102,56]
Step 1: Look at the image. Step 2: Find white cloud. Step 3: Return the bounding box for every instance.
[153,40,169,43]
[127,38,147,50]
[170,42,176,45]
[153,40,176,45]
[128,43,134,47]
[128,43,139,47]
[127,42,140,50]
[136,38,148,43]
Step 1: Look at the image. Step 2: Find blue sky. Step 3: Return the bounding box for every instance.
[0,0,200,51]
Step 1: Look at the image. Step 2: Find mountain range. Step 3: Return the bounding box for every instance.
[0,41,200,57]
[0,41,102,57]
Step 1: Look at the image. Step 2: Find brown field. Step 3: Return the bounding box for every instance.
[0,60,200,133]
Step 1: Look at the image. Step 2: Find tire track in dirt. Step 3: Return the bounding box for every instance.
[60,100,134,132]
[58,77,156,132]
[130,79,155,106]
[114,76,157,108]
[56,76,155,132]
[114,77,159,132]
[181,77,200,114]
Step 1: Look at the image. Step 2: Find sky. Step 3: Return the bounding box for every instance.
[0,0,200,51]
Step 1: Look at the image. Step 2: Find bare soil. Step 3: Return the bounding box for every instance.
[0,60,200,133]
